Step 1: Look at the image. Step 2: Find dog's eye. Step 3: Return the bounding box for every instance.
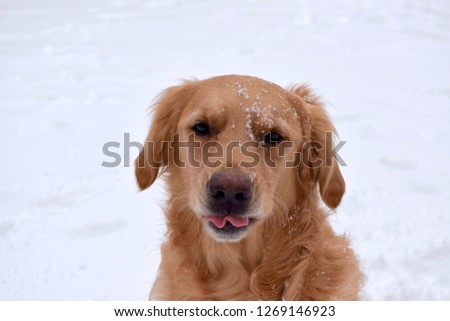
[192,122,211,136]
[262,131,284,145]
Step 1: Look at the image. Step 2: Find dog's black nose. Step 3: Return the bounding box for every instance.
[207,171,252,215]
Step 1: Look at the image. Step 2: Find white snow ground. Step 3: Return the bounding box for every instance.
[1,0,449,300]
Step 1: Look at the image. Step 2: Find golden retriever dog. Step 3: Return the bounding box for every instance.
[135,75,363,300]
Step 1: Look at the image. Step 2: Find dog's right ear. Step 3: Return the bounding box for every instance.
[288,85,345,209]
[135,81,197,190]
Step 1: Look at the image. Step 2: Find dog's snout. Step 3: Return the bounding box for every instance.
[208,172,252,201]
[207,172,252,214]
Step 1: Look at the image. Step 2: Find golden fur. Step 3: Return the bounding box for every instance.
[135,75,363,300]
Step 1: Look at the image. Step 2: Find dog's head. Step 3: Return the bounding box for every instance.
[135,75,345,242]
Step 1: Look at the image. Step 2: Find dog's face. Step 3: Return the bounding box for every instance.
[175,77,304,242]
[136,75,344,242]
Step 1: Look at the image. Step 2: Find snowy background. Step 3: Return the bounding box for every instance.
[1,0,449,300]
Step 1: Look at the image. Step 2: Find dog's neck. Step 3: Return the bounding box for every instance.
[164,193,320,299]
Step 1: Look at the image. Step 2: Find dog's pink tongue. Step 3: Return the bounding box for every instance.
[206,216,249,228]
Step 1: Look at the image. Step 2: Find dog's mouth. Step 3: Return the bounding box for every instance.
[205,215,249,228]
[204,215,256,240]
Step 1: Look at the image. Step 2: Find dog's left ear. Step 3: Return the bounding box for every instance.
[288,86,345,209]
[135,80,198,190]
